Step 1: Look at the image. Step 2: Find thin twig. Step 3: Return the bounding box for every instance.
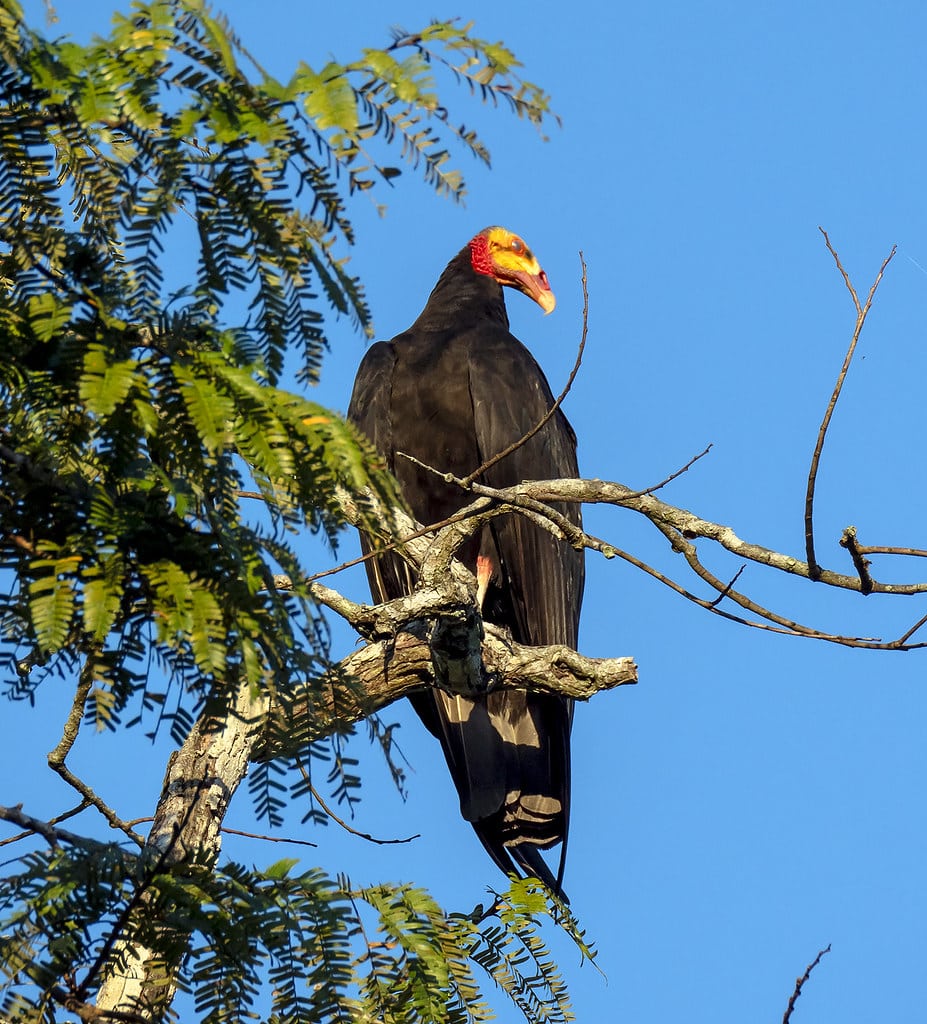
[856,544,927,558]
[708,565,745,608]
[782,944,831,1024]
[221,825,318,848]
[301,773,419,846]
[460,250,589,486]
[46,654,144,847]
[804,231,896,579]
[625,444,713,499]
[896,610,927,646]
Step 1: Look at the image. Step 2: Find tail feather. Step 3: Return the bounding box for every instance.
[508,842,569,903]
[470,821,569,902]
[411,685,571,901]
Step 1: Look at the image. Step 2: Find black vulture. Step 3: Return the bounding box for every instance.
[348,226,584,896]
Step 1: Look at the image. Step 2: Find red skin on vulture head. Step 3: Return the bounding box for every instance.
[468,226,556,314]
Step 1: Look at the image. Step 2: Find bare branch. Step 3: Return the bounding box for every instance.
[855,544,927,559]
[782,944,831,1024]
[0,799,91,849]
[804,231,896,578]
[220,826,318,848]
[364,468,927,650]
[46,653,144,847]
[625,444,713,499]
[493,477,927,598]
[0,804,100,850]
[839,527,874,595]
[298,771,420,846]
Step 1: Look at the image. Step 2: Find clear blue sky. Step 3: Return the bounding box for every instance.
[9,1,927,1020]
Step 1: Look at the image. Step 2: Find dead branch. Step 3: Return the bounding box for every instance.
[297,769,420,845]
[896,611,927,646]
[839,527,874,595]
[804,231,896,578]
[625,444,714,499]
[360,465,927,650]
[854,544,927,559]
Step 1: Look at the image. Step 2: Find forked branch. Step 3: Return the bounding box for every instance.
[804,231,896,577]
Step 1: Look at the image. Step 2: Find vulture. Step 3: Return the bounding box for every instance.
[347,226,584,896]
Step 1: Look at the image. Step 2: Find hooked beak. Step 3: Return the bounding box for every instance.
[510,267,556,314]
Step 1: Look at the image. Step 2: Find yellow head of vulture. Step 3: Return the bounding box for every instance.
[468,226,556,314]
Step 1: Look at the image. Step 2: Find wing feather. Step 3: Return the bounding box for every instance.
[347,318,584,898]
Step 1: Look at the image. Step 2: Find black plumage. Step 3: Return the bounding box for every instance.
[348,227,584,896]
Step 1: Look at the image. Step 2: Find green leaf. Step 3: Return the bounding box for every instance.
[28,557,81,651]
[26,293,74,343]
[171,363,236,453]
[79,345,139,418]
[298,61,359,132]
[265,858,300,880]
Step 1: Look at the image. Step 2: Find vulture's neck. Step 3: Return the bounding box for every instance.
[409,247,510,333]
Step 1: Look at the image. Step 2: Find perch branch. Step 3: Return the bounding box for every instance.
[258,630,636,761]
[367,467,927,650]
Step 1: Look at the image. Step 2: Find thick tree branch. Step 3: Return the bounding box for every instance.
[94,680,263,1016]
[258,629,635,761]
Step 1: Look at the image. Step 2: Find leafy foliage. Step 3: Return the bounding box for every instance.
[0,0,555,714]
[0,846,594,1024]
[0,1,578,1021]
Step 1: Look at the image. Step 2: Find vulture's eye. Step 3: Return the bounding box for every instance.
[510,237,524,253]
